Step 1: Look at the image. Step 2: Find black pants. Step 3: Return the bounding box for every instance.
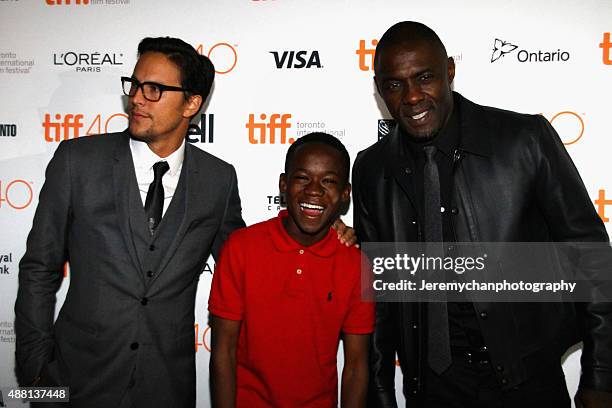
[414,358,571,408]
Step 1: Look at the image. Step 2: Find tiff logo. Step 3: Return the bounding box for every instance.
[46,0,89,4]
[246,114,293,144]
[187,114,214,143]
[43,114,84,142]
[600,32,612,65]
[356,39,378,71]
[595,189,612,222]
[0,180,33,210]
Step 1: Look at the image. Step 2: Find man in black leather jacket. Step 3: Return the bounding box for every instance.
[353,21,612,407]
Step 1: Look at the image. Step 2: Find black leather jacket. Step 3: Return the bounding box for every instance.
[352,93,612,407]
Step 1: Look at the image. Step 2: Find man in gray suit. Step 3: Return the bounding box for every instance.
[14,37,245,408]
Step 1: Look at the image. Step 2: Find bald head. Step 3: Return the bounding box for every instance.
[374,21,448,74]
[373,21,455,141]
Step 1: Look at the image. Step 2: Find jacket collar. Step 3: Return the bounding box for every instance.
[454,92,493,158]
[382,125,413,180]
[112,131,143,280]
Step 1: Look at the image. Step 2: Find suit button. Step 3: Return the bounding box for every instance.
[404,167,412,175]
[149,245,155,251]
[141,298,148,305]
[130,342,139,350]
[501,378,508,385]
[496,365,504,372]
[146,270,153,278]
[479,311,488,319]
[451,207,459,215]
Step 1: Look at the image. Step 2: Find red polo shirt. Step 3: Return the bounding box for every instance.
[209,210,374,408]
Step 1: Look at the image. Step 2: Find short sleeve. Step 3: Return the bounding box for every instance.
[342,251,375,334]
[208,233,244,321]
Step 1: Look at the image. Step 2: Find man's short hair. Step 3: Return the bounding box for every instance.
[374,21,447,72]
[138,37,215,102]
[284,132,350,183]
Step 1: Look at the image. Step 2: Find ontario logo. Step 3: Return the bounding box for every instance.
[490,39,518,62]
[490,38,570,63]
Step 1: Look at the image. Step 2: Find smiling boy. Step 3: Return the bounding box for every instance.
[209,132,374,408]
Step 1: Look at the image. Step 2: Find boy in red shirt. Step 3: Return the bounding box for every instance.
[209,132,375,407]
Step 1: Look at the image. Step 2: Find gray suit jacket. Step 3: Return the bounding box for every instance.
[15,131,245,407]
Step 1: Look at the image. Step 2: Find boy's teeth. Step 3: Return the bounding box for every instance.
[300,203,324,210]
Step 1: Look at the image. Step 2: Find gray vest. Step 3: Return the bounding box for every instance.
[129,164,187,285]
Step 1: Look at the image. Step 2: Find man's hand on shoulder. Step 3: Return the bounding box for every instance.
[333,219,358,247]
[575,388,612,408]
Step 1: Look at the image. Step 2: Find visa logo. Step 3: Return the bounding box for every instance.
[270,50,322,69]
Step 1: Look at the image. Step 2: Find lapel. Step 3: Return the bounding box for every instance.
[112,131,145,282]
[147,143,206,287]
[455,92,493,159]
[383,125,418,212]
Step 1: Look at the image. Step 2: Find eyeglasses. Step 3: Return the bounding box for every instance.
[121,76,190,102]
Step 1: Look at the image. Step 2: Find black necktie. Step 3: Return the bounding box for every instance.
[423,145,452,374]
[144,161,170,235]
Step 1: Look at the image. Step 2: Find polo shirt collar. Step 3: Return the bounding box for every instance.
[129,136,185,177]
[268,210,338,258]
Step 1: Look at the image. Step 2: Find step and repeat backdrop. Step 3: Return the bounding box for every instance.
[1,0,611,406]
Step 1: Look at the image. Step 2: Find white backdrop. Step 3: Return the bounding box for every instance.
[1,1,611,406]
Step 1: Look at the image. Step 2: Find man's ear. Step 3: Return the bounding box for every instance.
[183,94,203,118]
[279,173,287,194]
[374,76,382,96]
[447,57,455,85]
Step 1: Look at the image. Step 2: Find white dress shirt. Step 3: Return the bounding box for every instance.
[129,137,185,217]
